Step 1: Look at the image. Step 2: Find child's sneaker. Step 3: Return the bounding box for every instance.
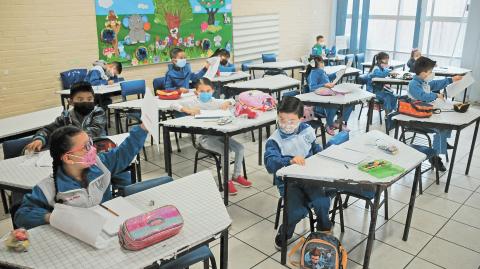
[326,126,335,136]
[228,180,238,195]
[233,176,252,188]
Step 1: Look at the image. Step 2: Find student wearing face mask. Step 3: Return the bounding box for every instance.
[264,96,332,250]
[84,60,122,86]
[171,78,252,195]
[164,47,210,93]
[14,122,149,229]
[312,35,328,57]
[212,48,235,72]
[25,82,106,153]
[408,56,463,171]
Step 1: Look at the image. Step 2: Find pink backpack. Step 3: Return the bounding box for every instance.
[237,90,277,111]
[302,106,317,122]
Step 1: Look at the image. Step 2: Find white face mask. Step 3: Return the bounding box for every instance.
[425,72,435,82]
[278,121,300,135]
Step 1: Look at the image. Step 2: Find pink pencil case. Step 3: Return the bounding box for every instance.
[118,205,183,251]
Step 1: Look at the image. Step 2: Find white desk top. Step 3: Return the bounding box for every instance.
[325,55,346,61]
[210,71,250,83]
[56,84,122,95]
[324,65,362,76]
[277,130,426,184]
[224,75,300,90]
[0,170,231,269]
[433,66,472,76]
[296,85,375,105]
[161,110,277,133]
[362,60,406,69]
[248,60,305,70]
[393,106,480,126]
[108,93,196,111]
[0,133,130,191]
[372,71,412,84]
[0,107,64,141]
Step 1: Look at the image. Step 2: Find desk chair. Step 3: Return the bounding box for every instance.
[355,53,365,70]
[261,53,287,77]
[60,69,88,90]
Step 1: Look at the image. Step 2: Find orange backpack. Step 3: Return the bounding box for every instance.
[398,97,439,118]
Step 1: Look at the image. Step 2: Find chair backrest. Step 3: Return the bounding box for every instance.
[241,62,252,72]
[262,53,277,63]
[153,77,165,91]
[122,176,173,197]
[326,131,349,148]
[219,65,236,73]
[60,69,88,90]
[3,136,32,159]
[120,80,146,101]
[345,54,355,66]
[355,53,365,68]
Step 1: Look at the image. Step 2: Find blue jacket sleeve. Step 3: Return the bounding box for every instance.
[191,67,208,83]
[264,140,292,174]
[408,80,438,103]
[311,142,322,155]
[14,186,52,229]
[328,73,337,82]
[85,70,108,86]
[308,70,331,91]
[99,125,148,175]
[429,77,453,93]
[371,68,390,78]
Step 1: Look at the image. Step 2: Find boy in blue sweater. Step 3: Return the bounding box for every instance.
[264,96,332,249]
[84,60,122,86]
[408,56,463,171]
[164,47,209,93]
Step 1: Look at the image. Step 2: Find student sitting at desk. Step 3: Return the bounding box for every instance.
[407,48,421,73]
[14,123,148,229]
[264,97,332,249]
[311,35,328,57]
[306,55,354,135]
[84,60,122,86]
[408,56,463,171]
[171,78,252,195]
[25,82,106,152]
[164,47,210,93]
[212,48,235,72]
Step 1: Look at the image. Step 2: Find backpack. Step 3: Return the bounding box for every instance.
[302,106,317,122]
[398,97,439,118]
[289,232,347,269]
[237,90,277,111]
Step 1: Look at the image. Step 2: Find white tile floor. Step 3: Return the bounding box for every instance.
[1,104,480,269]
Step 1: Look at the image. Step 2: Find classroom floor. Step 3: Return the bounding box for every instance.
[1,105,480,269]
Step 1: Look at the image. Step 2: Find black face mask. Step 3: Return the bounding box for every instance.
[73,102,95,116]
[220,59,229,66]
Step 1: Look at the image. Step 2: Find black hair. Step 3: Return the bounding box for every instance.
[111,61,122,74]
[369,52,390,73]
[195,77,214,89]
[170,47,184,59]
[305,55,324,82]
[316,35,324,41]
[414,56,436,75]
[278,96,303,118]
[70,81,94,99]
[212,48,230,58]
[49,126,83,203]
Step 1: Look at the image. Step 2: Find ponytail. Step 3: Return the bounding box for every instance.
[305,55,324,82]
[369,52,389,73]
[369,55,377,73]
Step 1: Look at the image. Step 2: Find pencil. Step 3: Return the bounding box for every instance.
[344,164,349,169]
[100,204,119,217]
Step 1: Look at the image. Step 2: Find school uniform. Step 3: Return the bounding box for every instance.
[408,75,453,155]
[307,68,354,127]
[366,66,398,112]
[164,63,207,90]
[312,44,328,57]
[214,63,236,98]
[14,125,148,229]
[84,60,119,86]
[264,122,332,237]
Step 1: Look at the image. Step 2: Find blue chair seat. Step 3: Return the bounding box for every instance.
[410,144,436,159]
[159,245,216,269]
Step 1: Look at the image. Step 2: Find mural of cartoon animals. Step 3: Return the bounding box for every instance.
[126,14,147,44]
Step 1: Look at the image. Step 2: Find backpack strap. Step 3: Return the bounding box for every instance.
[287,236,306,267]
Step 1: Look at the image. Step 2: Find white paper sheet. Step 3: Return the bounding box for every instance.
[141,89,160,151]
[36,151,53,167]
[219,72,233,77]
[50,203,112,249]
[332,68,347,85]
[204,57,221,80]
[194,109,233,119]
[335,36,349,50]
[445,72,475,98]
[346,58,353,68]
[333,83,360,94]
[92,197,142,236]
[317,145,368,165]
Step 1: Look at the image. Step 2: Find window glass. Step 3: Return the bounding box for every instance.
[366,19,396,51]
[370,0,400,15]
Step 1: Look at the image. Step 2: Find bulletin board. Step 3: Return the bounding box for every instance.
[94,0,233,67]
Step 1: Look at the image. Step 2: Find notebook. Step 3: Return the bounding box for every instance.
[317,145,368,165]
[92,197,143,236]
[194,109,233,119]
[332,68,347,85]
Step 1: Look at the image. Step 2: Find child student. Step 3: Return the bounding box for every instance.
[171,78,252,195]
[366,52,399,130]
[164,47,210,93]
[312,35,328,57]
[408,56,463,171]
[15,123,149,229]
[212,48,235,72]
[306,55,354,135]
[264,96,332,249]
[407,49,421,72]
[84,60,122,86]
[25,82,106,152]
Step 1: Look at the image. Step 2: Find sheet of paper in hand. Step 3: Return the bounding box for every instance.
[141,89,160,151]
[204,57,221,80]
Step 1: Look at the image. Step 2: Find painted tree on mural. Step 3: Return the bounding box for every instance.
[153,0,193,45]
[198,0,226,25]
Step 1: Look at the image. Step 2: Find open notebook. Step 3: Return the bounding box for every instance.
[194,109,233,119]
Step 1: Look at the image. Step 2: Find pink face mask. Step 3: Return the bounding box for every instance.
[66,139,97,168]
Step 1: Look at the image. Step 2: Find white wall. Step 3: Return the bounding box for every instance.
[461,0,480,103]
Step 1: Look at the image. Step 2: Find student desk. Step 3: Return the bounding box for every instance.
[247,60,305,79]
[160,110,277,205]
[300,66,362,88]
[224,75,301,102]
[295,85,375,139]
[393,106,480,193]
[0,107,64,143]
[0,170,232,269]
[276,130,426,269]
[361,60,406,73]
[324,54,346,66]
[433,66,472,102]
[372,72,412,95]
[210,71,250,86]
[56,84,124,109]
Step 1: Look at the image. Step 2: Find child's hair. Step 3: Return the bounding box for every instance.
[316,35,324,42]
[305,55,324,81]
[195,77,214,90]
[410,48,420,60]
[111,61,122,74]
[413,56,436,75]
[70,81,94,99]
[309,247,321,257]
[212,48,230,58]
[49,126,83,203]
[369,52,390,73]
[170,47,184,59]
[278,96,303,118]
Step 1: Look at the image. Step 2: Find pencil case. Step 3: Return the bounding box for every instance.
[118,205,183,251]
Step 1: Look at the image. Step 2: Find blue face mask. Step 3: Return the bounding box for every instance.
[198,92,213,103]
[175,58,187,68]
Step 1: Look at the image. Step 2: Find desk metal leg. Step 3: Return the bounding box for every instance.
[366,99,374,132]
[220,230,228,269]
[403,166,421,241]
[60,95,66,109]
[466,120,479,175]
[258,127,263,166]
[445,129,461,193]
[362,186,381,269]
[463,88,468,103]
[394,121,399,139]
[163,126,172,176]
[223,135,230,206]
[280,178,289,265]
[338,105,344,132]
[114,110,121,134]
[1,190,8,214]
